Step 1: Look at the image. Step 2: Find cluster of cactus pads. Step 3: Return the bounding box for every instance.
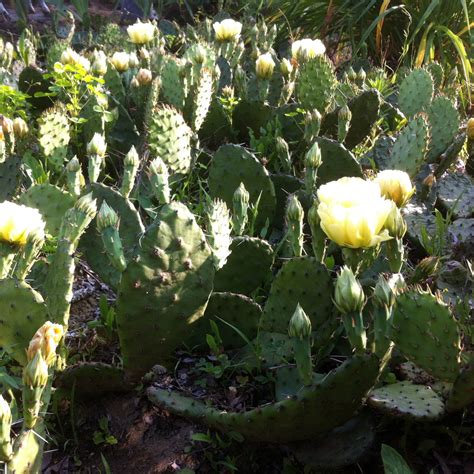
[0,14,472,470]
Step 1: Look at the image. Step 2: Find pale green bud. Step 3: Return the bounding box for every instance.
[87,133,107,157]
[288,304,312,339]
[347,66,357,81]
[373,274,396,308]
[91,50,108,76]
[286,194,304,222]
[384,203,407,239]
[97,201,119,232]
[23,352,49,388]
[66,156,81,172]
[280,58,293,76]
[125,146,140,167]
[75,193,98,219]
[335,266,365,314]
[338,104,352,121]
[305,142,322,168]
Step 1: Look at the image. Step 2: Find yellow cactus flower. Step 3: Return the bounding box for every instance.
[467,117,474,140]
[213,19,242,42]
[317,177,393,249]
[127,21,156,44]
[110,52,130,72]
[255,53,275,80]
[291,38,326,60]
[373,170,415,207]
[27,321,64,365]
[0,201,45,246]
[60,47,90,71]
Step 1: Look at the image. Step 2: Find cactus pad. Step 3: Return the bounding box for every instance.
[116,202,214,377]
[449,218,474,259]
[388,116,429,177]
[289,412,376,469]
[321,89,382,149]
[160,56,187,110]
[296,55,337,113]
[446,363,474,412]
[260,257,334,334]
[314,137,363,185]
[186,292,262,350]
[208,145,276,231]
[214,237,273,295]
[0,154,21,201]
[18,184,75,236]
[147,105,193,176]
[427,96,459,162]
[55,362,133,397]
[368,381,445,420]
[80,183,145,289]
[391,290,461,382]
[37,105,71,171]
[437,173,473,219]
[148,354,382,442]
[398,68,433,117]
[0,279,47,365]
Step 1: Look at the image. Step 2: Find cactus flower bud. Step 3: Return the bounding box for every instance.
[232,182,249,236]
[305,142,322,169]
[286,194,304,222]
[67,156,80,172]
[87,133,107,157]
[97,201,119,232]
[136,68,152,85]
[288,304,312,339]
[74,193,98,219]
[0,116,13,134]
[27,321,64,365]
[384,202,407,239]
[148,157,170,204]
[280,58,293,77]
[373,274,396,308]
[374,170,415,207]
[12,117,28,137]
[23,352,49,388]
[304,109,321,142]
[60,47,80,65]
[286,195,304,257]
[466,117,474,140]
[339,104,352,121]
[213,19,242,42]
[255,53,275,80]
[276,136,292,172]
[356,68,366,85]
[110,51,129,72]
[128,52,140,68]
[422,173,436,188]
[291,38,326,61]
[127,20,156,44]
[91,50,108,76]
[335,266,365,314]
[347,66,357,81]
[122,146,140,198]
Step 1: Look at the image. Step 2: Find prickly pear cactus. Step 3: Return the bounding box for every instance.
[116,202,215,377]
[0,154,21,201]
[390,290,461,382]
[208,145,276,230]
[18,184,76,236]
[321,89,381,149]
[427,96,459,162]
[0,279,47,365]
[214,237,273,295]
[386,116,429,177]
[185,67,214,132]
[425,62,444,89]
[37,105,71,171]
[398,68,433,118]
[260,257,334,339]
[79,183,145,289]
[368,381,445,420]
[436,173,473,218]
[147,105,193,176]
[186,292,262,349]
[449,218,474,259]
[160,56,187,111]
[314,137,363,184]
[296,55,337,113]
[446,363,474,412]
[148,354,382,442]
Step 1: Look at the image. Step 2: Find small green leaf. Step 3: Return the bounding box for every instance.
[381,444,413,474]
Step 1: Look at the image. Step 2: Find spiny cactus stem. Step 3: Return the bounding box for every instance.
[386,238,404,273]
[257,79,270,102]
[0,242,16,279]
[342,311,367,354]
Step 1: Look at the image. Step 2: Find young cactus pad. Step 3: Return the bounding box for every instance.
[398,68,434,118]
[148,354,382,442]
[116,202,215,377]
